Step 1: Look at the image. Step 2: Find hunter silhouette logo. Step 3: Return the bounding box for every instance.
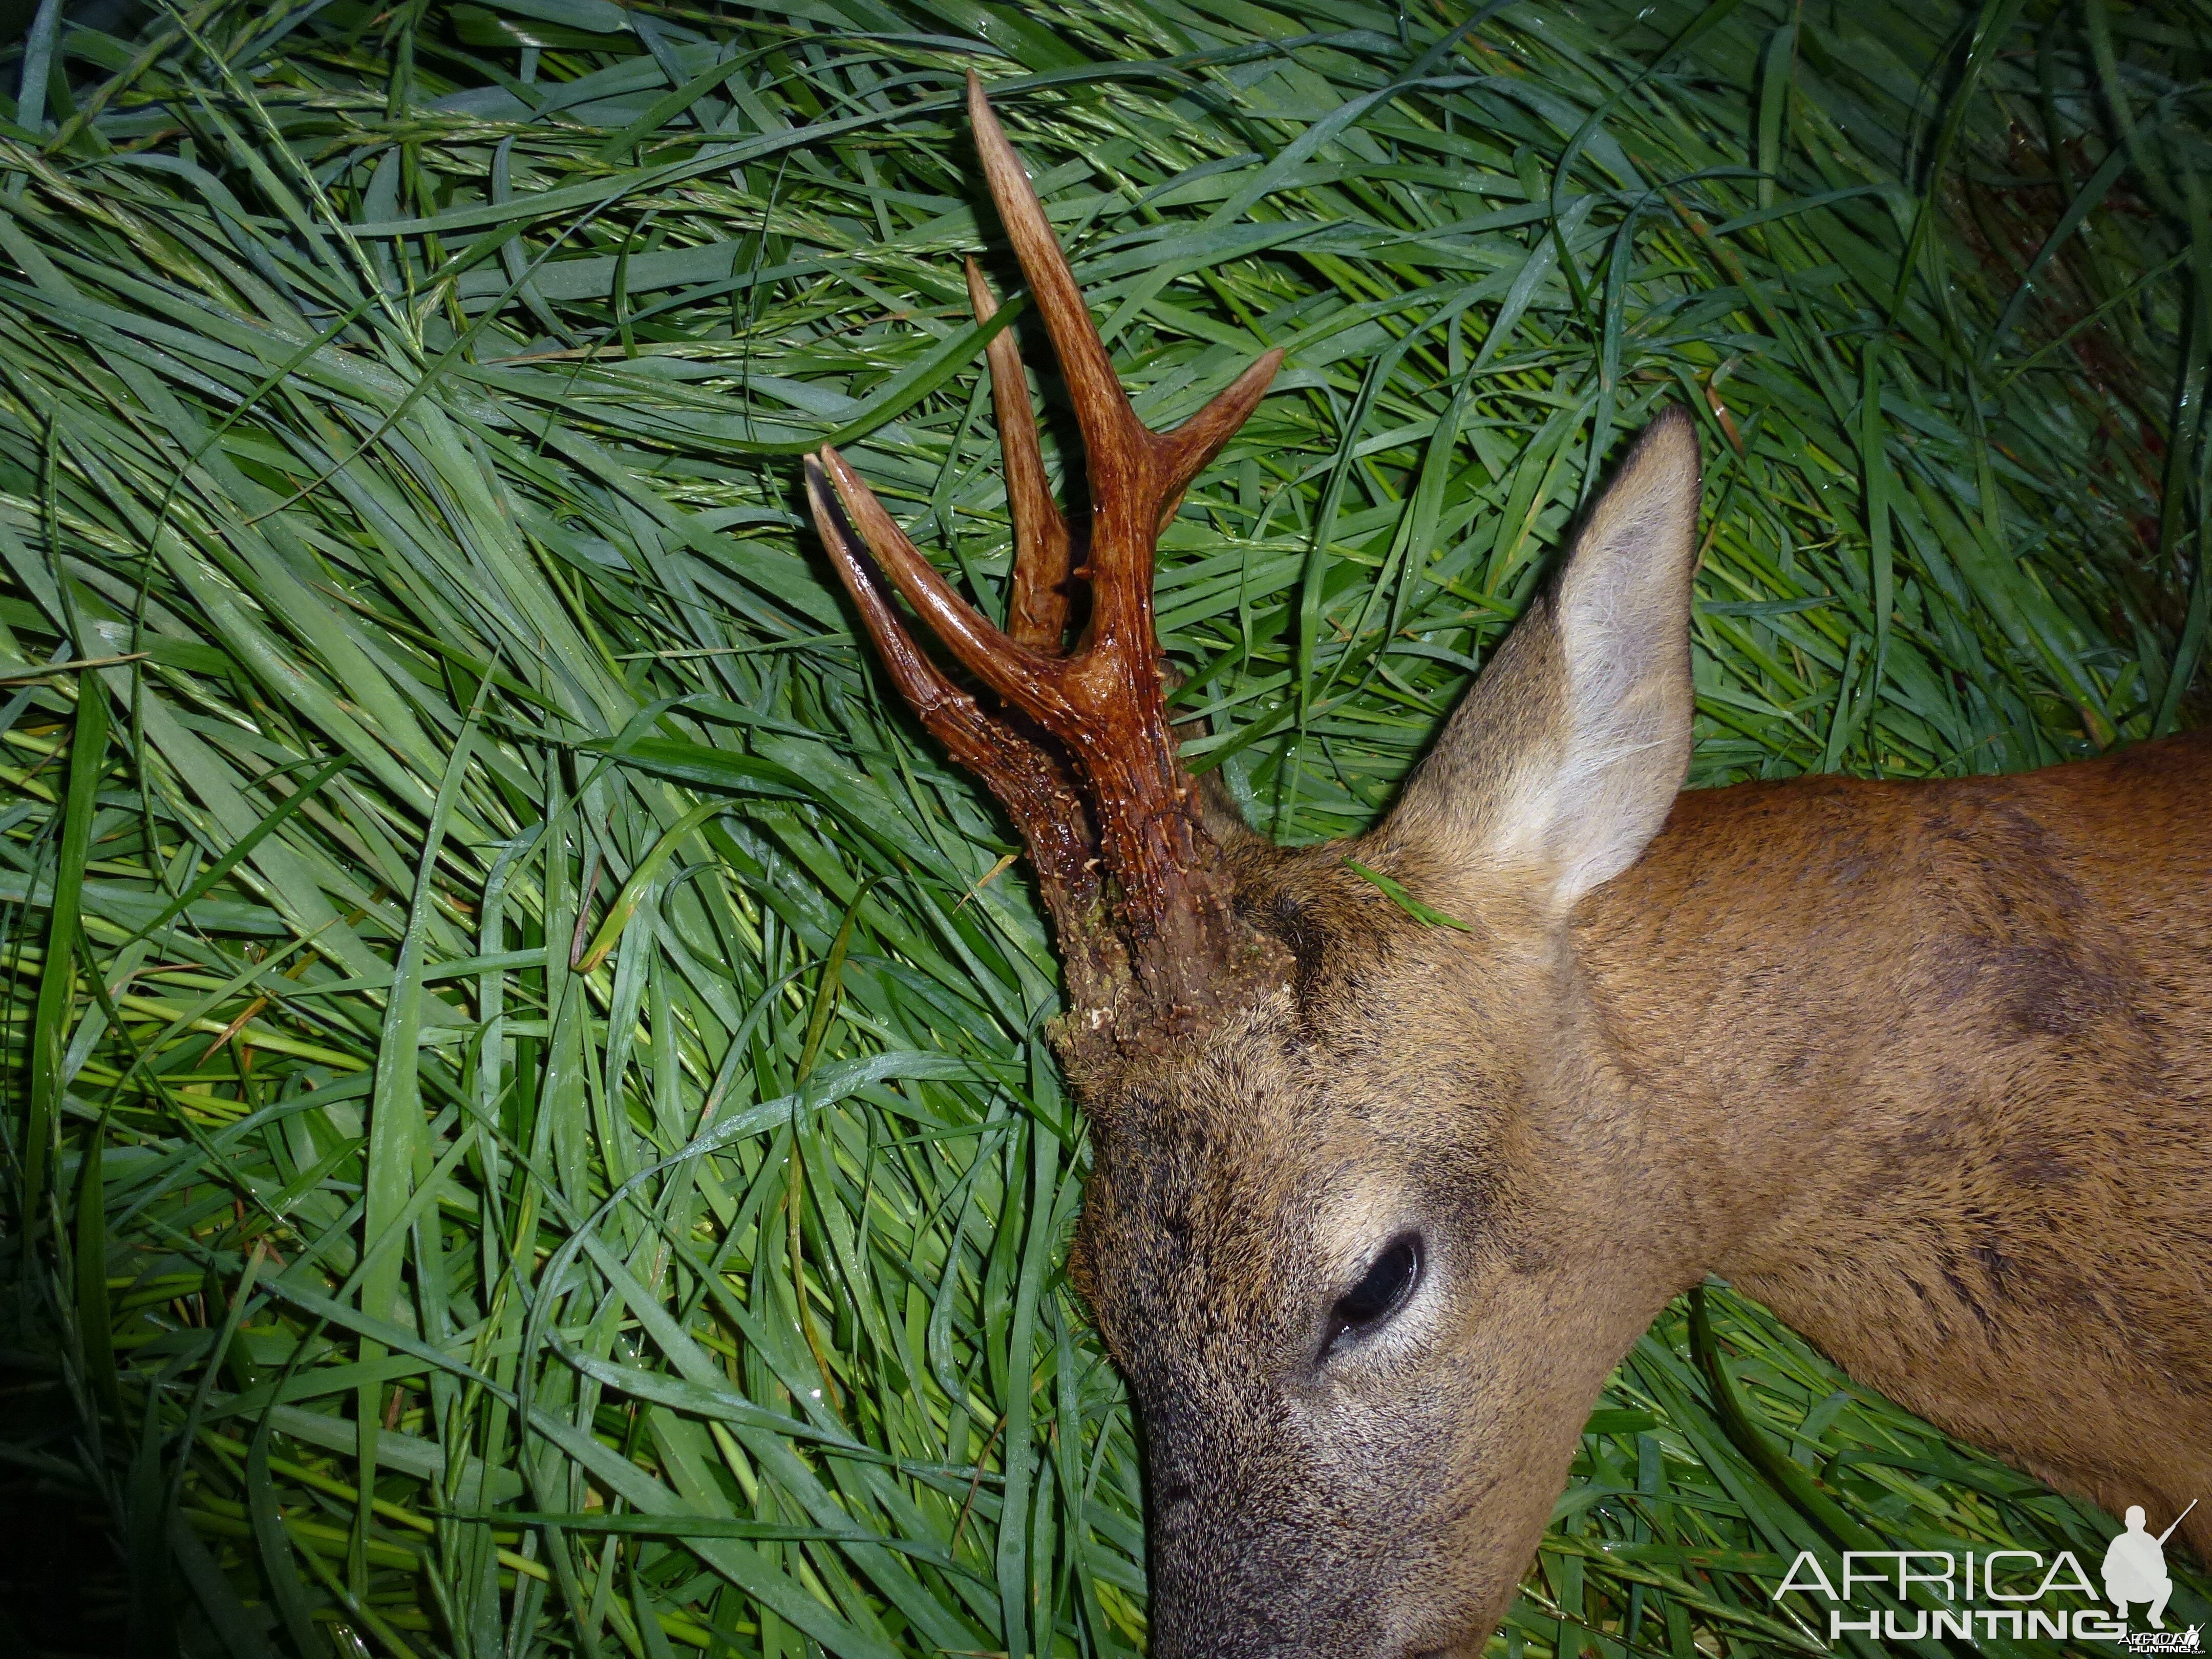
[2108,1501,2200,1653]
[2105,1502,2191,1627]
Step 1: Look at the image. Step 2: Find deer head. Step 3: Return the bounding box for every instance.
[808,75,1705,1658]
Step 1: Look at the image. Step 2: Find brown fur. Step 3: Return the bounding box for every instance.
[810,94,2206,1656]
[1064,415,2212,1657]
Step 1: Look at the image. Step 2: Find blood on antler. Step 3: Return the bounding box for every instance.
[804,72,1282,1038]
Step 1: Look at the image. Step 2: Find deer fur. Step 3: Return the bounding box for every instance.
[813,84,2212,1658]
[1061,409,2203,1654]
[1068,415,2212,1656]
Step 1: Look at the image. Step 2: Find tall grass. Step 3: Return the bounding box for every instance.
[0,0,2206,1655]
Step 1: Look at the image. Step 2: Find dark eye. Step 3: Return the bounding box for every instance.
[1321,1233,1422,1357]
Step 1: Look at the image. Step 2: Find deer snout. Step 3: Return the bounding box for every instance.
[1146,1496,1479,1659]
[1146,1595,1405,1659]
[1148,1581,1494,1659]
[1145,1500,1351,1659]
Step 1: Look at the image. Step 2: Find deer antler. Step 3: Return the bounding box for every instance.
[805,72,1283,1036]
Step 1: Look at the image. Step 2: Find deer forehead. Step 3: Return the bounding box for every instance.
[1079,976,1523,1267]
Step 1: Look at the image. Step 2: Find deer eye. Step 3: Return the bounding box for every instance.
[1321,1233,1421,1357]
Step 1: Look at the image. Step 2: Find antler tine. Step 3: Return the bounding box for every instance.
[1145,348,1288,536]
[967,73,1284,648]
[815,445,1073,725]
[804,460,1112,968]
[966,73,1143,467]
[1160,348,1287,505]
[965,258,1073,654]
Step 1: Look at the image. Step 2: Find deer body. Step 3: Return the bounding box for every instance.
[1581,738,2212,1554]
[811,77,2211,1657]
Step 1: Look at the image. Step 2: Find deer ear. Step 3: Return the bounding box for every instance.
[1382,409,1701,912]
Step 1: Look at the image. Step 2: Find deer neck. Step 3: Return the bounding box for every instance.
[1560,751,2212,1539]
[1565,771,2039,1291]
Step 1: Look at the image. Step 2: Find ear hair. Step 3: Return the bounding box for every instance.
[1375,409,1702,912]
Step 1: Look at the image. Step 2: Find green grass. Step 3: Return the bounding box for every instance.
[0,0,2207,1655]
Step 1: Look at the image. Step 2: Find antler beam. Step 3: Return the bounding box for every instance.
[807,72,1283,1030]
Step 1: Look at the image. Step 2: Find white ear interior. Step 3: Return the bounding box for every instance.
[1542,437,1702,901]
[1377,410,1702,911]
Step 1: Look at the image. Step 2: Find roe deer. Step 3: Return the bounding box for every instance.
[806,74,2212,1658]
